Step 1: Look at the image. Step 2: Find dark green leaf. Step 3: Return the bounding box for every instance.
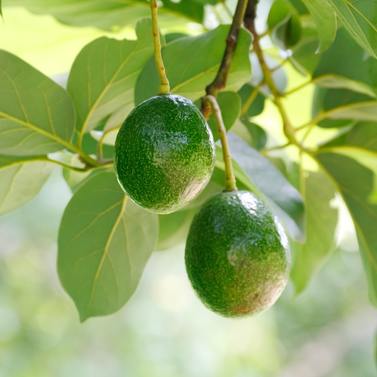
[313,29,377,127]
[67,19,154,138]
[135,26,252,103]
[301,0,337,53]
[0,50,75,155]
[328,0,377,59]
[227,133,305,241]
[321,122,377,152]
[58,170,158,321]
[0,155,53,214]
[291,169,338,293]
[316,152,377,305]
[240,118,267,150]
[238,84,266,117]
[268,0,302,49]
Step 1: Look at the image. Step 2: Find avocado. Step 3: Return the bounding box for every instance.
[185,190,290,317]
[115,94,215,214]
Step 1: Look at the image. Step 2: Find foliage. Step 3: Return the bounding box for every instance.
[0,0,376,339]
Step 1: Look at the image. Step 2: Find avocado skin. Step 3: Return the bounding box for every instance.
[185,190,290,317]
[115,94,215,214]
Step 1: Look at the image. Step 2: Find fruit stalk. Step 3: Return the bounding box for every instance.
[205,95,237,192]
[150,0,170,94]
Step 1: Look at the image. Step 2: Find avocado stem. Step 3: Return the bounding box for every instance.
[150,0,171,94]
[205,95,237,192]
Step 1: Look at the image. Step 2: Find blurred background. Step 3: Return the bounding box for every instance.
[0,4,376,377]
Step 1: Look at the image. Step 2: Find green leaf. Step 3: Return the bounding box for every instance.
[0,50,76,155]
[313,74,376,98]
[58,170,158,321]
[157,209,195,251]
[328,0,377,59]
[135,26,252,103]
[268,0,302,49]
[291,169,338,293]
[240,119,267,150]
[316,152,377,305]
[321,122,377,152]
[0,155,53,214]
[227,133,305,241]
[291,22,321,74]
[319,101,377,122]
[206,91,241,141]
[67,19,154,139]
[8,0,207,29]
[313,29,377,127]
[238,84,266,118]
[301,0,337,53]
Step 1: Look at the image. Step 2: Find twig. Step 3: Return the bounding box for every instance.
[243,0,307,152]
[206,95,237,192]
[150,0,170,94]
[205,0,249,100]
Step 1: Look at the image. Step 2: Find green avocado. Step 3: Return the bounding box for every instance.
[185,190,290,317]
[115,94,215,214]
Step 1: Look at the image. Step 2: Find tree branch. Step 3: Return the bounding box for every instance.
[243,0,308,152]
[205,0,249,101]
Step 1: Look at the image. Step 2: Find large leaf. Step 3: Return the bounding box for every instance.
[318,101,377,123]
[301,0,337,53]
[58,170,158,321]
[0,155,53,214]
[316,152,377,304]
[135,25,252,103]
[313,29,377,127]
[67,19,154,139]
[227,133,305,241]
[7,0,209,29]
[328,0,377,59]
[313,75,376,98]
[321,122,377,153]
[291,169,338,293]
[0,50,75,155]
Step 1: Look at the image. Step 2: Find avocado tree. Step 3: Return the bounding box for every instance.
[0,0,376,347]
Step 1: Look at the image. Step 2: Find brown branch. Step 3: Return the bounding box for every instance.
[204,0,249,113]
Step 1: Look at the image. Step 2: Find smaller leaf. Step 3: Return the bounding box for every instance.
[58,170,158,321]
[238,84,266,117]
[0,155,53,214]
[195,92,241,141]
[240,118,267,150]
